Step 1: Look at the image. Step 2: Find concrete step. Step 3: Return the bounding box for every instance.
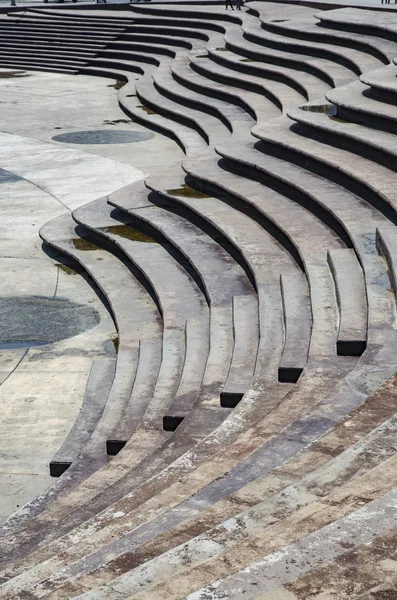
[376,227,397,301]
[146,164,298,383]
[163,316,210,430]
[171,60,279,122]
[107,180,253,307]
[360,64,397,104]
[152,64,254,136]
[108,179,254,413]
[0,39,105,50]
[288,102,397,172]
[223,27,357,88]
[0,31,113,43]
[242,20,383,77]
[327,248,367,356]
[279,272,311,383]
[0,58,83,72]
[70,377,397,599]
[126,9,332,99]
[189,54,303,114]
[326,76,397,135]
[113,32,202,51]
[213,134,392,350]
[101,40,179,58]
[186,149,342,359]
[72,198,210,437]
[135,72,232,146]
[107,338,162,451]
[0,357,388,597]
[7,349,373,598]
[130,5,353,87]
[118,82,209,157]
[220,294,259,408]
[254,7,397,64]
[49,359,116,478]
[0,44,97,57]
[0,23,123,35]
[252,116,397,222]
[315,6,397,43]
[0,51,89,64]
[200,48,329,102]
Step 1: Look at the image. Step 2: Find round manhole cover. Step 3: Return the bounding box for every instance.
[0,296,100,349]
[52,129,154,145]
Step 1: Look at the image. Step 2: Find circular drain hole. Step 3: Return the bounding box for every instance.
[0,296,100,348]
[52,129,154,145]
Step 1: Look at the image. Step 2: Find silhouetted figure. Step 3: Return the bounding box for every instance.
[236,0,242,9]
[225,0,234,10]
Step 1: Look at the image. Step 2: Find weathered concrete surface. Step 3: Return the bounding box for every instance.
[2,4,397,599]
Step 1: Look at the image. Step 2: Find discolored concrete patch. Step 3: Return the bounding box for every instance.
[52,129,154,145]
[0,168,22,184]
[0,296,100,347]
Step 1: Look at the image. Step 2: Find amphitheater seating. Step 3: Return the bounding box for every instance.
[1,0,397,597]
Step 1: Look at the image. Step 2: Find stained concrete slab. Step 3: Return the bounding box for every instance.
[52,129,155,145]
[0,296,100,346]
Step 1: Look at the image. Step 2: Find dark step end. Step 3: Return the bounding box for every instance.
[220,391,244,408]
[163,415,185,431]
[49,461,71,478]
[278,367,303,384]
[106,439,127,456]
[337,340,366,357]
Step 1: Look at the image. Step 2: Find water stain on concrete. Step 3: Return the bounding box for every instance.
[108,80,126,90]
[0,70,30,79]
[56,263,77,275]
[0,296,100,346]
[299,103,348,123]
[112,336,119,354]
[137,105,157,115]
[102,224,156,243]
[52,129,154,145]
[166,183,211,199]
[103,119,133,125]
[72,238,100,252]
[0,168,22,184]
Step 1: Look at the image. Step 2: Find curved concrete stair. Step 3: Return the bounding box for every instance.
[49,359,116,478]
[252,117,397,221]
[315,7,397,43]
[41,211,162,456]
[1,3,397,598]
[327,248,367,356]
[135,73,232,146]
[287,101,397,171]
[279,272,311,383]
[253,3,397,64]
[184,150,340,360]
[220,294,259,408]
[72,198,210,441]
[188,55,305,113]
[107,179,254,414]
[63,375,397,599]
